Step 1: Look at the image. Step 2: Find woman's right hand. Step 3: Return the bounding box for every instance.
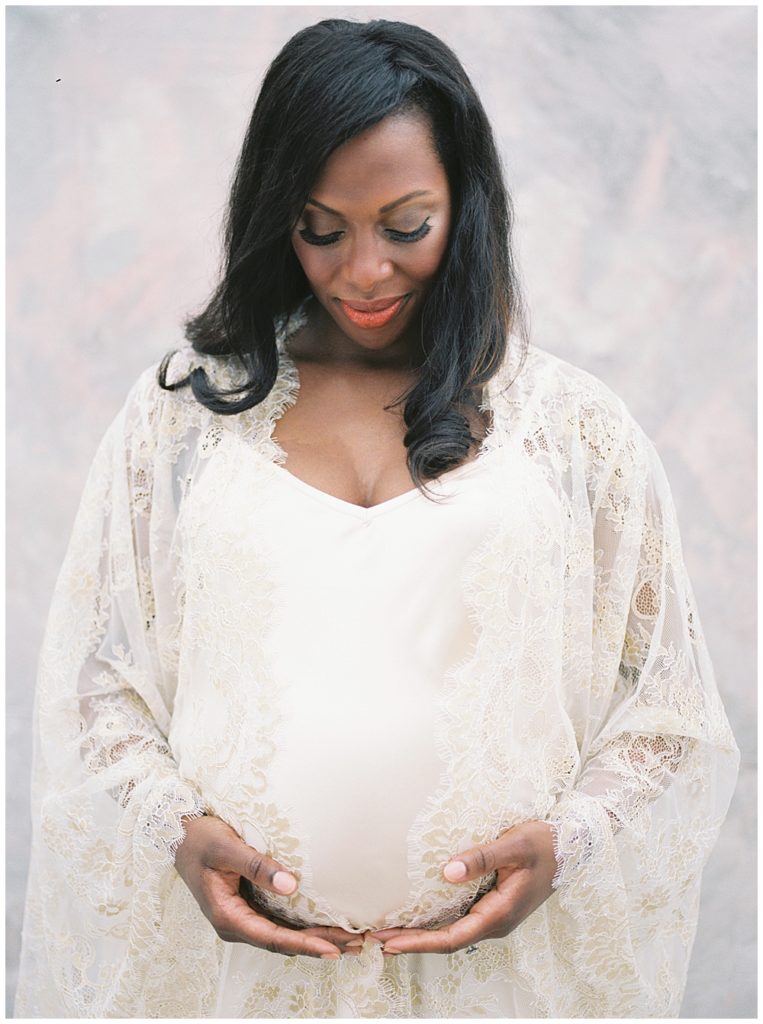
[173,814,362,959]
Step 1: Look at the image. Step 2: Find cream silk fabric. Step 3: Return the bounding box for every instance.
[15,302,739,1018]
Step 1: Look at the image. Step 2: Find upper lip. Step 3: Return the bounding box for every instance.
[339,295,407,312]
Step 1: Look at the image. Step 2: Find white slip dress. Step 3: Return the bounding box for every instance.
[171,406,542,1016]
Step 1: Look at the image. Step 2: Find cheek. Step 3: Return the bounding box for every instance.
[410,234,449,283]
[291,239,337,288]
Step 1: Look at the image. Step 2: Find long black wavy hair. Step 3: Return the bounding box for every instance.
[158,17,529,492]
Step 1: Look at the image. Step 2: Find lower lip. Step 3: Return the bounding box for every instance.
[338,296,408,329]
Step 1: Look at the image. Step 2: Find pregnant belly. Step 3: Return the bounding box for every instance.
[176,679,499,935]
[173,589,503,932]
[237,687,492,933]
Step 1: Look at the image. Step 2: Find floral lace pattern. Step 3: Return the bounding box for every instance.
[15,305,739,1018]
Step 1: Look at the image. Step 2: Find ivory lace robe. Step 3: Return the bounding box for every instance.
[15,305,739,1018]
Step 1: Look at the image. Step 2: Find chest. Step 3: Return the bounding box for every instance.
[270,356,487,508]
[270,358,416,507]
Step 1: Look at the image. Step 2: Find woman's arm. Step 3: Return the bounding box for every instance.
[35,372,208,867]
[546,409,738,887]
[367,389,738,1009]
[16,367,351,1018]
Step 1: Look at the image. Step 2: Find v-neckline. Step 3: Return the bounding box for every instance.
[267,450,498,521]
[263,297,501,520]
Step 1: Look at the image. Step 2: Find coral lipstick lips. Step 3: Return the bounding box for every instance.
[338,295,408,328]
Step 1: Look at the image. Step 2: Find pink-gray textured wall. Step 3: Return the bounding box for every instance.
[7,6,755,1016]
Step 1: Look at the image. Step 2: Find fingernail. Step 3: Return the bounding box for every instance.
[366,936,384,945]
[321,952,341,960]
[273,871,297,894]
[444,860,467,881]
[346,939,364,948]
[382,946,401,955]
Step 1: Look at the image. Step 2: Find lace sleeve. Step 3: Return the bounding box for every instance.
[523,394,741,1017]
[547,409,737,885]
[71,370,207,863]
[80,684,208,865]
[69,380,208,863]
[16,368,210,1017]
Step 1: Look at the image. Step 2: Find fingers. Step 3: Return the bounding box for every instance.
[205,878,342,959]
[233,912,343,960]
[442,822,538,885]
[207,861,367,959]
[304,926,365,946]
[205,831,299,898]
[367,927,406,942]
[239,887,364,952]
[239,879,301,930]
[234,915,368,960]
[372,872,535,955]
[376,914,487,956]
[196,833,336,958]
[442,841,501,884]
[177,818,361,959]
[303,926,365,956]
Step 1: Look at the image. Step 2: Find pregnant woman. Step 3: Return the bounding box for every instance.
[15,17,739,1019]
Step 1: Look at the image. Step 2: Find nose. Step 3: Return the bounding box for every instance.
[341,231,394,296]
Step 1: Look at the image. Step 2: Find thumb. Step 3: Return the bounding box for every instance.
[211,832,299,896]
[443,831,520,884]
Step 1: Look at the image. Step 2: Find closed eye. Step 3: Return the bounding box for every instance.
[296,226,342,247]
[298,219,432,247]
[387,219,432,243]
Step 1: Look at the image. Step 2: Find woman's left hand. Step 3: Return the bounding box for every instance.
[366,820,558,956]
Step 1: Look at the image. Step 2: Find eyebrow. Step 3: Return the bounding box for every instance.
[306,190,434,216]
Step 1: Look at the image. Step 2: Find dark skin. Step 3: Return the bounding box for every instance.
[173,111,558,958]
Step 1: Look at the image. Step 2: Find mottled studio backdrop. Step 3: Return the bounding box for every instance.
[7,5,756,1016]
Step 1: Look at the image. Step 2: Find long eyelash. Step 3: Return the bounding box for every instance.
[297,227,343,247]
[298,219,432,247]
[387,219,432,243]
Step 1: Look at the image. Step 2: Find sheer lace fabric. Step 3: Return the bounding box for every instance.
[15,305,739,1018]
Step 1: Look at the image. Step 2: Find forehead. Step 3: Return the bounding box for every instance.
[310,113,449,209]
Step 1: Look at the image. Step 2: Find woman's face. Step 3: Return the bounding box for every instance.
[291,111,452,360]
